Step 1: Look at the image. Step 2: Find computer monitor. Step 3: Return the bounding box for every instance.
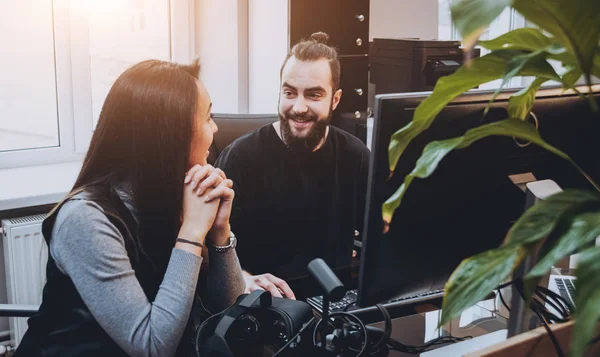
[357,84,600,307]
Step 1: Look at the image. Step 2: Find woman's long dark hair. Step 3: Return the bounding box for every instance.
[70,59,201,292]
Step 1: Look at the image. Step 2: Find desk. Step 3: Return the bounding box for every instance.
[286,262,509,356]
[369,302,507,356]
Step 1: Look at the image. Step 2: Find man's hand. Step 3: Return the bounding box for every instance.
[243,271,296,300]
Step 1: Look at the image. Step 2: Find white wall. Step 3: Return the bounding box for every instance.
[370,0,439,41]
[248,0,288,114]
[195,0,248,113]
[198,0,441,114]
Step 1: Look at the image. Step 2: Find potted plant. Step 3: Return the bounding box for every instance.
[383,0,600,356]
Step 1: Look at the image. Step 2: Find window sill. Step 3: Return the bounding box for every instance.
[0,161,82,211]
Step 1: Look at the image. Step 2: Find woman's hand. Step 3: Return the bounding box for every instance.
[243,272,296,300]
[184,165,235,246]
[179,175,220,244]
[185,164,226,196]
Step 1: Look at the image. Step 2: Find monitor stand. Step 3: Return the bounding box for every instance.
[507,179,563,338]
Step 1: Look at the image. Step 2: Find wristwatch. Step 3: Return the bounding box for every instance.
[209,231,237,253]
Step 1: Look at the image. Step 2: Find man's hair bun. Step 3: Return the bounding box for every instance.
[310,32,330,44]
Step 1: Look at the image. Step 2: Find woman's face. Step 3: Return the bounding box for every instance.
[189,82,218,166]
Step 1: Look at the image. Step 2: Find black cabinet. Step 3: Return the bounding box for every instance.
[289,0,369,56]
[337,56,368,114]
[289,0,370,142]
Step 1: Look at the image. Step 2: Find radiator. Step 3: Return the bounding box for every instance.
[1,214,48,346]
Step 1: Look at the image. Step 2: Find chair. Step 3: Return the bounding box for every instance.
[0,304,38,317]
[208,113,278,165]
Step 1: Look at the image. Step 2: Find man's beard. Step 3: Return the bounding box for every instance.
[279,106,332,153]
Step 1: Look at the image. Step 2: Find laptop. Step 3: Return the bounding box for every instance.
[547,274,576,316]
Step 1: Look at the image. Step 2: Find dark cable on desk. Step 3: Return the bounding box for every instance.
[354,304,392,355]
[312,311,368,357]
[361,304,471,355]
[531,302,565,357]
[386,335,472,354]
[272,317,317,357]
[497,288,511,312]
[515,281,566,357]
[497,281,573,322]
[535,286,573,319]
[497,280,517,290]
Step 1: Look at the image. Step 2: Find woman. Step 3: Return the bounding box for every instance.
[15,59,245,356]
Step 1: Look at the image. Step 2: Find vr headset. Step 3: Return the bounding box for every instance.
[195,290,314,357]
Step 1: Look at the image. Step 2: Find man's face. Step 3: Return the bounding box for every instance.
[278,56,342,152]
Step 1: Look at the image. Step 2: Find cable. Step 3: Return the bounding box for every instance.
[312,311,368,357]
[272,317,317,357]
[531,302,565,357]
[515,280,566,357]
[536,286,573,316]
[497,279,517,290]
[497,288,511,312]
[194,311,226,357]
[369,304,392,353]
[387,335,472,354]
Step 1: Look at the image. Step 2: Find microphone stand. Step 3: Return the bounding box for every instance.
[307,258,346,356]
[321,295,330,353]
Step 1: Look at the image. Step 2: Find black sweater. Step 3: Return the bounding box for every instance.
[215,124,370,279]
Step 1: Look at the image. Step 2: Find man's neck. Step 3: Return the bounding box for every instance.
[272,122,329,152]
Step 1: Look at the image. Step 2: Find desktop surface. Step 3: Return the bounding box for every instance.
[361,298,507,356]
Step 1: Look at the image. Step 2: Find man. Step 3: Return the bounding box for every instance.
[215,32,370,298]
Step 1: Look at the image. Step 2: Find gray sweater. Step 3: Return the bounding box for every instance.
[49,192,245,357]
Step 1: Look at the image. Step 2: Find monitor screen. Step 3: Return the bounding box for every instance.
[357,85,600,307]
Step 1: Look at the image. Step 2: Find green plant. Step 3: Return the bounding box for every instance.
[383,0,600,356]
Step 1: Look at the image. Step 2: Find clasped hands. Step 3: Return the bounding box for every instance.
[181,164,234,246]
[182,164,295,299]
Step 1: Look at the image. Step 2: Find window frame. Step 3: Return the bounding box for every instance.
[0,0,90,169]
[0,0,194,170]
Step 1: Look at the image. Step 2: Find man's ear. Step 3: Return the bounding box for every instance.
[331,89,343,111]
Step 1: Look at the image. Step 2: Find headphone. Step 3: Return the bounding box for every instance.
[195,290,315,357]
[311,304,392,357]
[195,290,273,357]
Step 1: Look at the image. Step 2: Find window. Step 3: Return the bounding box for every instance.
[0,0,192,169]
[0,0,59,152]
[0,0,85,169]
[437,0,531,89]
[87,0,172,129]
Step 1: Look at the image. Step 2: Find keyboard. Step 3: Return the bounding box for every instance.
[306,288,445,314]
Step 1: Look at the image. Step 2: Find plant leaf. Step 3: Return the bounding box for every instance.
[479,28,555,52]
[383,119,572,225]
[549,47,600,79]
[512,0,600,85]
[572,246,600,357]
[548,49,600,111]
[450,0,514,50]
[483,51,560,117]
[388,50,560,174]
[561,66,583,88]
[594,49,600,79]
[504,190,600,247]
[440,246,522,325]
[527,209,600,279]
[507,77,548,120]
